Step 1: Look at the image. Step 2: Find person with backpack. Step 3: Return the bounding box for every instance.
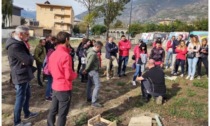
[34,39,46,87]
[132,40,146,86]
[150,41,165,67]
[197,38,208,79]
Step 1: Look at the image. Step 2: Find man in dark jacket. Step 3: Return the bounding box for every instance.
[137,59,166,105]
[76,38,86,74]
[34,39,46,87]
[105,37,118,80]
[6,25,38,126]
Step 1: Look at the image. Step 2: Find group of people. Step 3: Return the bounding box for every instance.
[165,34,208,80]
[6,25,208,126]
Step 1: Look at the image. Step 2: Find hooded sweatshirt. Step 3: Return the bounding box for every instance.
[118,39,131,56]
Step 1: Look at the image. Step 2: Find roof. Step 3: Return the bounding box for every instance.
[13,5,23,10]
[36,3,72,8]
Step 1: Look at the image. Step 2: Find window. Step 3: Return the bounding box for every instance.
[61,16,64,20]
[50,7,53,11]
[61,7,64,11]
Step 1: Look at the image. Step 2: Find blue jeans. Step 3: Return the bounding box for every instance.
[141,64,146,73]
[188,57,198,77]
[14,83,31,125]
[45,75,52,97]
[87,70,101,103]
[133,64,141,81]
[165,51,173,68]
[118,56,129,75]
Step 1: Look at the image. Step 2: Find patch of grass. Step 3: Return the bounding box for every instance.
[74,113,88,126]
[193,81,208,89]
[186,89,196,97]
[116,82,126,86]
[104,113,121,123]
[173,97,188,106]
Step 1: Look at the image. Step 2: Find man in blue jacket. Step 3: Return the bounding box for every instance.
[105,37,118,80]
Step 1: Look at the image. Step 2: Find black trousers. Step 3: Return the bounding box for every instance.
[47,90,72,126]
[36,62,43,85]
[175,59,185,74]
[77,57,82,74]
[197,57,208,76]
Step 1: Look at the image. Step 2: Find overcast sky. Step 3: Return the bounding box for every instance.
[13,0,87,15]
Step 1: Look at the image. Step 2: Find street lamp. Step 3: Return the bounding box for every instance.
[128,0,133,40]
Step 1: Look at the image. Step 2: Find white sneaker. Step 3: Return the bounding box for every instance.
[180,74,184,77]
[132,81,136,86]
[197,76,201,79]
[190,76,194,80]
[186,75,190,79]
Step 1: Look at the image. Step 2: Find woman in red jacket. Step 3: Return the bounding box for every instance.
[132,42,144,86]
[173,40,187,77]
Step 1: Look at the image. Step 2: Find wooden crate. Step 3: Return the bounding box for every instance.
[88,115,117,126]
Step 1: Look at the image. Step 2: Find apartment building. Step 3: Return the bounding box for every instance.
[36,2,74,36]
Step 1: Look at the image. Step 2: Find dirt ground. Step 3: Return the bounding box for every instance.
[2,43,208,126]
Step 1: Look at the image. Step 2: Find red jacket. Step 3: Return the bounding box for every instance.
[118,39,131,56]
[166,40,173,51]
[133,45,146,63]
[175,47,187,60]
[48,45,77,91]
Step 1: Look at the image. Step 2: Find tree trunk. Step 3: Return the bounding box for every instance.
[106,26,109,41]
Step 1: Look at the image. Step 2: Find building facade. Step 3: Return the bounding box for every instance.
[36,3,74,37]
[4,5,23,28]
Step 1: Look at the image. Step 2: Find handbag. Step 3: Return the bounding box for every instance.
[132,55,135,60]
[187,52,195,59]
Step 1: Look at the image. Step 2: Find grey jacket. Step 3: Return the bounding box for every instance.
[6,37,34,84]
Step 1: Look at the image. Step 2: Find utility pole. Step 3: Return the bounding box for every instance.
[128,0,133,40]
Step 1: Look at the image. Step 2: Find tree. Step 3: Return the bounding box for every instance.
[95,0,129,39]
[21,18,27,25]
[73,25,80,34]
[2,0,13,28]
[74,0,99,38]
[91,25,107,35]
[83,11,98,28]
[113,20,123,28]
[128,23,143,37]
[78,22,88,34]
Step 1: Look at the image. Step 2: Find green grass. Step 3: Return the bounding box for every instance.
[186,89,196,97]
[116,81,126,86]
[193,80,208,89]
[74,113,88,126]
[104,113,121,123]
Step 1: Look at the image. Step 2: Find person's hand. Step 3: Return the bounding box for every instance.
[160,63,163,68]
[82,70,87,74]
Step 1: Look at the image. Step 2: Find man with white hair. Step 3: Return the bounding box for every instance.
[136,59,166,105]
[6,25,38,126]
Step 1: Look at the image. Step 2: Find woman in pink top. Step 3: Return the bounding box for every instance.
[173,40,187,77]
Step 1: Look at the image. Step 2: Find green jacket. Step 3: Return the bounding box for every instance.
[85,47,99,72]
[34,44,46,64]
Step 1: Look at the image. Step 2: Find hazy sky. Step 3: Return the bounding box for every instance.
[13,0,87,15]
